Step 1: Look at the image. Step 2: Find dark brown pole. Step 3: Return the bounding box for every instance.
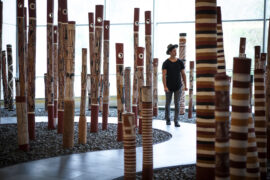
[2,51,8,108]
[23,7,28,98]
[7,45,14,111]
[145,11,152,94]
[216,7,226,74]
[88,12,94,111]
[53,25,58,126]
[188,61,194,119]
[266,18,270,159]
[179,33,186,115]
[0,1,2,109]
[98,74,104,112]
[44,73,48,111]
[239,37,246,58]
[152,58,158,116]
[124,67,131,112]
[87,74,91,110]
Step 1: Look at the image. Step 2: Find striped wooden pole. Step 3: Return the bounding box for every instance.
[214,73,230,180]
[87,74,91,110]
[145,11,152,95]
[90,5,103,133]
[23,7,28,97]
[217,7,226,74]
[2,51,8,108]
[16,0,29,151]
[254,49,267,179]
[116,43,125,141]
[27,0,36,140]
[63,21,76,148]
[152,58,158,117]
[98,74,104,112]
[239,37,246,58]
[7,45,14,111]
[188,61,194,119]
[141,86,153,180]
[137,47,145,135]
[0,1,2,108]
[179,33,186,115]
[132,8,139,126]
[88,12,94,111]
[44,73,48,111]
[229,57,251,179]
[124,67,131,112]
[79,48,87,144]
[102,20,110,130]
[266,19,270,159]
[195,0,217,179]
[53,25,58,126]
[122,112,136,180]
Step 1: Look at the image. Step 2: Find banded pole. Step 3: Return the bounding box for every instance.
[141,86,153,180]
[87,74,91,110]
[27,0,36,140]
[266,19,270,159]
[53,26,58,126]
[195,0,217,179]
[137,47,145,135]
[217,7,226,74]
[2,51,8,108]
[229,57,251,179]
[47,0,55,129]
[124,67,131,112]
[188,61,194,119]
[116,43,125,141]
[98,74,104,112]
[214,73,230,180]
[239,37,246,58]
[179,33,186,115]
[254,50,267,179]
[63,21,76,148]
[102,20,110,130]
[44,73,48,111]
[152,58,158,116]
[145,11,152,90]
[16,0,29,151]
[88,12,94,111]
[132,8,139,126]
[90,5,103,133]
[122,112,136,180]
[7,45,14,111]
[0,1,2,108]
[78,48,87,144]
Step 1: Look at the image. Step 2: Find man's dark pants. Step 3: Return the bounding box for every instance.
[165,88,181,122]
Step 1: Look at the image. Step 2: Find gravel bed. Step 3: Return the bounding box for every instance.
[0,122,171,168]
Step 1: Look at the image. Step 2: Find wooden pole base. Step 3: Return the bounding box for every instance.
[268,127,270,159]
[90,104,99,133]
[188,108,192,119]
[117,122,123,142]
[28,113,35,140]
[57,110,64,134]
[139,118,142,134]
[78,115,87,144]
[196,166,215,180]
[48,104,55,129]
[54,100,58,125]
[153,107,158,117]
[63,100,75,148]
[102,103,109,130]
[142,167,153,180]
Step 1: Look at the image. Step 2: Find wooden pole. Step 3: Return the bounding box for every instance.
[141,86,153,180]
[23,7,28,98]
[88,12,94,111]
[90,5,103,133]
[152,58,158,116]
[53,25,58,126]
[0,1,2,109]
[179,33,186,115]
[7,45,14,111]
[137,47,145,135]
[87,74,91,110]
[216,7,226,74]
[102,20,110,130]
[116,43,125,141]
[122,112,136,180]
[2,51,8,108]
[44,73,48,111]
[16,0,29,151]
[266,18,270,159]
[132,8,139,126]
[214,73,230,180]
[79,48,87,144]
[239,37,246,58]
[188,61,194,119]
[27,0,36,140]
[124,67,131,112]
[63,21,76,148]
[98,74,104,112]
[145,11,152,92]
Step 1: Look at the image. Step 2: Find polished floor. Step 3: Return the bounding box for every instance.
[0,116,196,180]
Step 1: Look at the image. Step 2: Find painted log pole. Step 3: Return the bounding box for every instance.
[124,67,131,112]
[254,49,267,179]
[239,37,246,58]
[27,0,36,140]
[195,0,217,179]
[63,21,76,148]
[87,74,91,110]
[137,47,145,135]
[2,51,8,108]
[88,12,94,111]
[78,48,87,144]
[188,61,194,118]
[102,20,110,130]
[53,26,58,126]
[23,7,28,97]
[152,58,158,117]
[141,86,153,180]
[179,33,186,115]
[122,112,136,180]
[266,19,270,159]
[145,11,152,92]
[0,1,2,108]
[44,73,48,111]
[217,7,226,74]
[98,74,104,112]
[47,0,55,129]
[229,57,251,179]
[214,73,230,180]
[116,43,125,141]
[16,0,29,151]
[7,45,14,111]
[132,8,139,126]
[90,5,103,133]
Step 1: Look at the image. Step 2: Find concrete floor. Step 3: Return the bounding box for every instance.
[0,117,196,180]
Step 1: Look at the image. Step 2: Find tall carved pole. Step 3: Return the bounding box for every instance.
[87,74,91,110]
[216,7,226,74]
[0,1,2,108]
[239,37,246,58]
[44,73,48,111]
[137,47,145,135]
[90,5,103,133]
[2,51,8,108]
[145,11,152,94]
[132,8,139,126]
[23,7,28,97]
[63,21,76,148]
[27,0,36,140]
[79,48,87,144]
[254,49,267,179]
[98,74,104,112]
[122,112,136,180]
[116,43,125,141]
[124,67,131,112]
[195,0,217,179]
[53,25,58,126]
[88,12,94,111]
[141,86,153,180]
[152,58,158,116]
[7,45,14,111]
[188,61,194,118]
[214,74,230,180]
[229,57,251,179]
[16,0,29,151]
[266,18,270,159]
[179,33,186,115]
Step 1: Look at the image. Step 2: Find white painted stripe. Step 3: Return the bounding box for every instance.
[196,92,215,96]
[196,34,217,38]
[231,99,250,106]
[247,142,257,147]
[215,80,229,86]
[230,168,246,176]
[196,118,215,123]
[254,116,266,121]
[246,152,258,157]
[254,98,266,102]
[197,48,217,53]
[196,77,215,82]
[215,142,229,148]
[230,139,248,147]
[28,112,35,114]
[230,125,248,133]
[229,154,247,162]
[196,2,217,7]
[197,127,215,132]
[215,111,230,117]
[231,112,249,119]
[245,172,260,178]
[256,138,267,143]
[254,90,265,94]
[254,107,265,110]
[254,82,265,86]
[197,137,215,141]
[233,73,250,82]
[231,88,250,94]
[196,162,215,168]
[196,105,215,110]
[197,149,215,155]
[196,64,217,68]
[254,74,264,78]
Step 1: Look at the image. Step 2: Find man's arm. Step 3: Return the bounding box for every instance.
[181,69,188,91]
[162,69,169,92]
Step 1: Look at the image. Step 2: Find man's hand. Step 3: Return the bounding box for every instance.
[164,87,169,92]
[184,87,188,91]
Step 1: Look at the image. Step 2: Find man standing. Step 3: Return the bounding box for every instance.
[162,44,188,127]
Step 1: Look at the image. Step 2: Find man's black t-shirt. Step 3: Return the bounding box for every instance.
[162,59,185,91]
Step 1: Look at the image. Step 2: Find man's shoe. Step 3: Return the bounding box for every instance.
[174,121,180,127]
[166,120,171,125]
